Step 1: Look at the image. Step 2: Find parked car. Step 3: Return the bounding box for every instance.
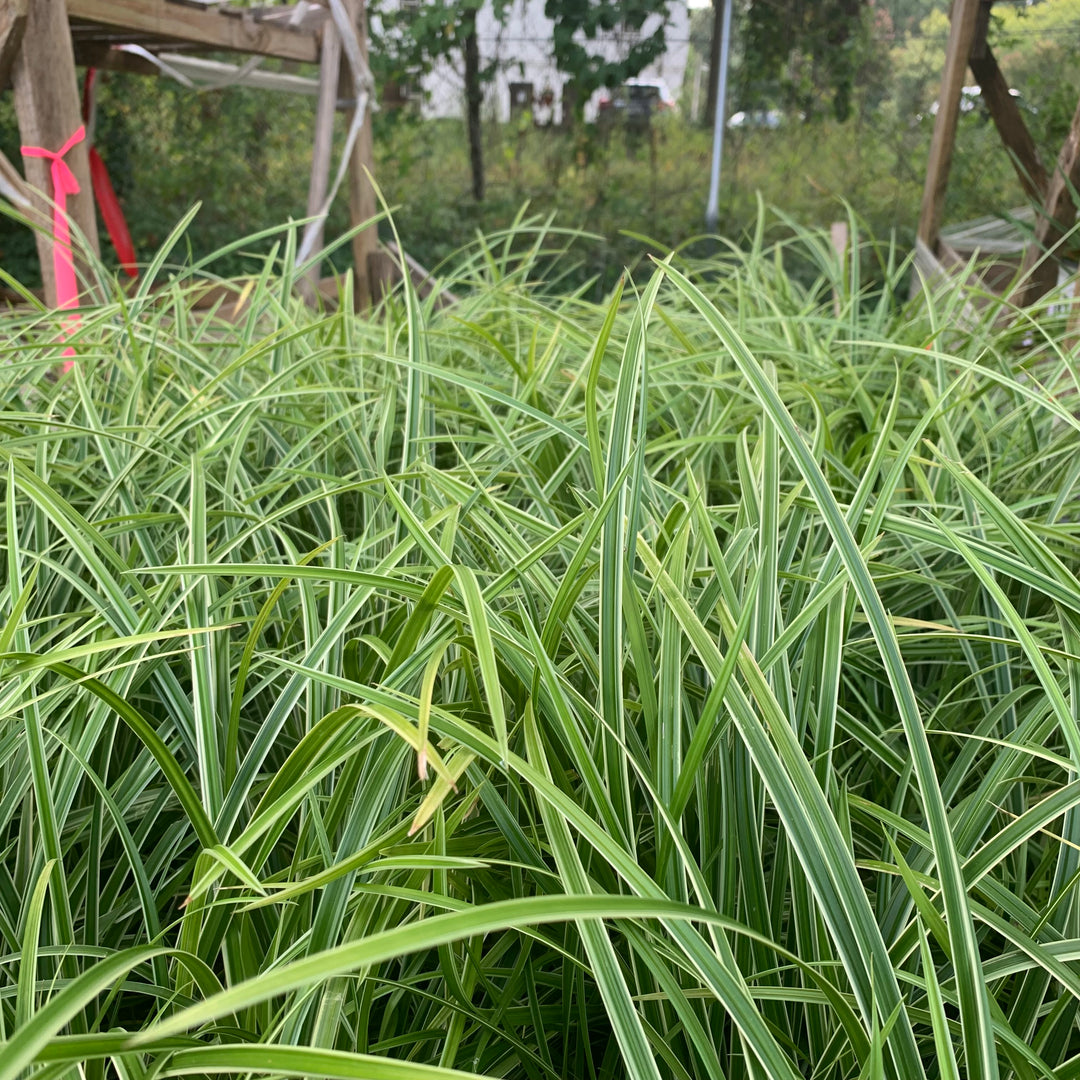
[727,109,783,130]
[598,79,677,127]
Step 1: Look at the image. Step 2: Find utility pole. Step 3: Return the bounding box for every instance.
[705,0,732,234]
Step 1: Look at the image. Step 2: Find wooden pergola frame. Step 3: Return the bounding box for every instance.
[0,0,382,309]
[918,0,1080,306]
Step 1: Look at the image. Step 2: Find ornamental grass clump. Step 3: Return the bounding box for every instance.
[1,209,1079,1080]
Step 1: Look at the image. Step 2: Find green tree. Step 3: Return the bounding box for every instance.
[544,0,675,117]
[994,0,1080,151]
[739,0,874,120]
[888,7,949,120]
[884,0,948,35]
[369,0,512,200]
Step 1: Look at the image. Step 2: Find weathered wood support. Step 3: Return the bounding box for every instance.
[830,220,848,316]
[0,0,27,91]
[4,0,389,315]
[969,47,1048,203]
[343,0,379,310]
[66,0,319,62]
[12,0,100,306]
[1014,92,1080,307]
[917,0,983,251]
[73,45,321,94]
[300,17,342,297]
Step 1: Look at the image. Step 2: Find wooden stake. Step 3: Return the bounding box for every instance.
[301,20,342,298]
[916,0,982,251]
[342,0,378,310]
[12,0,100,306]
[830,220,848,317]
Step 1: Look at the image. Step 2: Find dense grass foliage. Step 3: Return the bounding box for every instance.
[2,216,1080,1080]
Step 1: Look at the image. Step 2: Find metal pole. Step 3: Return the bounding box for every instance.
[705,0,732,234]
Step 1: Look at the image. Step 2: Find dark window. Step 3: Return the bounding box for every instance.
[509,81,534,116]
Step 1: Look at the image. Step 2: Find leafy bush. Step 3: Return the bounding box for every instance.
[2,212,1080,1079]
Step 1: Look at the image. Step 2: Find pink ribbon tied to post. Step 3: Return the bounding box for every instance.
[22,125,86,371]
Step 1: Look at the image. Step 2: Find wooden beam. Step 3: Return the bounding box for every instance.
[969,48,1048,203]
[74,42,160,75]
[0,0,27,91]
[1014,91,1080,307]
[65,0,319,62]
[969,0,992,61]
[342,0,378,310]
[12,0,100,306]
[917,0,983,250]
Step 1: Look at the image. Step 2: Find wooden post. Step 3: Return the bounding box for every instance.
[301,20,342,298]
[0,0,27,90]
[11,0,100,305]
[916,0,982,251]
[342,0,378,310]
[1014,91,1080,307]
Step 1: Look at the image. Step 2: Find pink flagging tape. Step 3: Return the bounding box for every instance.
[22,126,86,371]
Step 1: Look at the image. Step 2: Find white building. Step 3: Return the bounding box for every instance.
[378,0,690,123]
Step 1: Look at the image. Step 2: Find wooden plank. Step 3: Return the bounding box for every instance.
[1015,90,1080,307]
[74,42,160,75]
[76,44,321,93]
[0,0,27,91]
[969,48,1048,202]
[917,0,983,250]
[342,0,378,310]
[65,0,319,62]
[300,18,341,298]
[12,0,100,306]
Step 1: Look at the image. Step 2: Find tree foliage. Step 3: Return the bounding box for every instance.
[739,0,874,121]
[544,0,674,103]
[367,0,513,200]
[368,0,511,98]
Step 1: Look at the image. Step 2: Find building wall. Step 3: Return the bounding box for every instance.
[381,1,690,123]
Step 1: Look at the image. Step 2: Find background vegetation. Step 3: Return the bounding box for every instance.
[2,0,1078,294]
